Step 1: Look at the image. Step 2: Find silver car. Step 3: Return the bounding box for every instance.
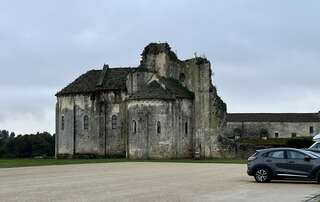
[247,148,320,183]
[308,142,320,153]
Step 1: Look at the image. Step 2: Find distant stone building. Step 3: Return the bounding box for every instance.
[55,43,226,159]
[226,113,320,139]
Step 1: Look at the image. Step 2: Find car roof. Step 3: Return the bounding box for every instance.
[256,148,305,153]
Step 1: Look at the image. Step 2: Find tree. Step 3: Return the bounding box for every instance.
[0,130,55,158]
[0,130,9,139]
[9,132,15,139]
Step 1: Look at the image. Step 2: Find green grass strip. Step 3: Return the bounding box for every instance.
[0,158,245,168]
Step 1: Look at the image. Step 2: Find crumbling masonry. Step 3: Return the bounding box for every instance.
[55,43,227,159]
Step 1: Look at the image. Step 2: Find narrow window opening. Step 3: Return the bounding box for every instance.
[132,120,137,134]
[83,115,89,130]
[310,126,314,134]
[114,91,121,103]
[157,121,161,134]
[61,116,64,130]
[112,115,117,129]
[185,122,188,136]
[274,132,279,138]
[179,73,185,82]
[291,133,297,138]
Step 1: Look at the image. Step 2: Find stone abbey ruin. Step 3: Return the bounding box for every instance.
[55,43,227,159]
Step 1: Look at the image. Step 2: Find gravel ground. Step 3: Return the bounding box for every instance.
[0,162,319,202]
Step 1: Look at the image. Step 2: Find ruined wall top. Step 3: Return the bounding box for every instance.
[139,43,179,77]
[140,43,178,63]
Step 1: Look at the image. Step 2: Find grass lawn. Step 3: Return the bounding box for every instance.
[0,158,246,168]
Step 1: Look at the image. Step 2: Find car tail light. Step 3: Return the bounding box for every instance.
[248,152,258,161]
[248,156,257,161]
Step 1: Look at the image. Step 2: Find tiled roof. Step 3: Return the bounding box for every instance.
[159,77,194,99]
[56,67,135,96]
[98,68,133,90]
[56,67,194,100]
[129,78,194,101]
[129,81,175,100]
[227,113,320,123]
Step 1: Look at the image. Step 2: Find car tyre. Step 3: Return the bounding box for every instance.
[254,168,271,183]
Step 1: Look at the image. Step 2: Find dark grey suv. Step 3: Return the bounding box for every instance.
[247,148,320,183]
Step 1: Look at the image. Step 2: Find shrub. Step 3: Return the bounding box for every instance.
[286,137,314,148]
[239,137,314,148]
[239,138,287,146]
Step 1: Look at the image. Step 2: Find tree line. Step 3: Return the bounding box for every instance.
[0,130,55,158]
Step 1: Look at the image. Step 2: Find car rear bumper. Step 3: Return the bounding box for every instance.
[247,169,254,176]
[247,162,254,176]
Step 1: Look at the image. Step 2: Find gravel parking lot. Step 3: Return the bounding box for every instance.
[0,162,319,202]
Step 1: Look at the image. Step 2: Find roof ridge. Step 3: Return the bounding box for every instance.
[159,77,194,99]
[56,67,135,96]
[129,80,175,101]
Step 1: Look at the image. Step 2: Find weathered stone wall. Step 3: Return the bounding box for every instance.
[56,91,128,158]
[55,102,59,158]
[138,43,227,158]
[74,94,99,154]
[183,58,227,158]
[127,99,193,159]
[176,99,194,158]
[140,43,183,79]
[56,95,100,157]
[97,91,127,157]
[56,96,75,156]
[227,121,320,138]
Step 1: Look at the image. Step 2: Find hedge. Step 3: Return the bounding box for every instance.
[286,137,314,148]
[239,137,314,148]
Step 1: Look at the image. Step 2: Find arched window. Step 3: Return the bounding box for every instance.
[113,91,121,103]
[61,116,64,130]
[185,122,188,136]
[83,115,89,130]
[157,121,161,134]
[132,120,137,134]
[112,115,117,129]
[179,73,185,82]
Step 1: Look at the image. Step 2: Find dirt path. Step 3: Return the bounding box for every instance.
[0,162,318,202]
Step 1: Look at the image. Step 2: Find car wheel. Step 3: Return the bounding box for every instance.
[254,168,271,183]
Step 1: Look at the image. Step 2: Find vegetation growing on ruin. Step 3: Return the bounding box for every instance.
[141,42,178,61]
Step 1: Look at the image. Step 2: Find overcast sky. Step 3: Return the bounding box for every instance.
[1,0,320,134]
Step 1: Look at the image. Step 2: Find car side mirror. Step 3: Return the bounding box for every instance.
[304,156,311,161]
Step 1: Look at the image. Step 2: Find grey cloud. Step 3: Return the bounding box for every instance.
[1,0,320,133]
